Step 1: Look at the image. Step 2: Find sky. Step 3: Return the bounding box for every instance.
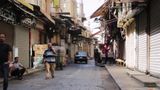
[82,0,105,18]
[82,0,105,31]
[82,0,105,39]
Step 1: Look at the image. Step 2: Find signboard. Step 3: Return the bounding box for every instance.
[33,44,48,68]
[33,44,48,57]
[53,0,60,8]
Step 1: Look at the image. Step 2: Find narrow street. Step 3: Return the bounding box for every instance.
[0,60,119,90]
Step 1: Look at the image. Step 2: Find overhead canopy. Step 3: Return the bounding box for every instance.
[90,0,112,19]
[15,0,34,11]
[114,0,144,3]
[32,4,55,25]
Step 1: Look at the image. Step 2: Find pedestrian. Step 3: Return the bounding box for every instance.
[10,57,26,80]
[108,47,114,65]
[43,43,56,79]
[104,44,109,64]
[100,49,106,64]
[0,33,12,90]
[94,48,101,65]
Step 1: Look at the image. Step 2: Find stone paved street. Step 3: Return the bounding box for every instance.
[0,60,119,90]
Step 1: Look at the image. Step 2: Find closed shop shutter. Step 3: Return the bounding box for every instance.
[40,32,46,44]
[125,22,136,68]
[15,25,29,68]
[31,29,39,45]
[149,0,160,75]
[150,27,160,74]
[137,10,147,72]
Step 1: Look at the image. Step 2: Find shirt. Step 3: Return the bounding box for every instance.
[0,43,12,64]
[13,62,23,69]
[43,48,56,63]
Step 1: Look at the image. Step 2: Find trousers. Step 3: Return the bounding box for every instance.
[0,63,9,90]
[45,62,55,79]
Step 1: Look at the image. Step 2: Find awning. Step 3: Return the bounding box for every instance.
[90,0,112,18]
[14,0,34,11]
[8,0,35,17]
[42,11,55,24]
[0,0,36,26]
[120,0,144,3]
[32,4,55,25]
[68,26,81,35]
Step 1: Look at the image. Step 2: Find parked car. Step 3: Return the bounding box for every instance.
[74,51,88,64]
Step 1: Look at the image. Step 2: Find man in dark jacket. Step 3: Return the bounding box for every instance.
[0,33,12,90]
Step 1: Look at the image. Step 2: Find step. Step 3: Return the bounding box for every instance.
[127,70,145,77]
[127,71,160,87]
[132,75,159,87]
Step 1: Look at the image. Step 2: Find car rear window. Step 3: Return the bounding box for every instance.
[78,52,87,56]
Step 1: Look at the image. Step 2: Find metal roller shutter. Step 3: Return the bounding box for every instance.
[15,25,29,68]
[126,22,136,69]
[149,0,160,75]
[137,10,147,72]
[138,30,147,71]
[150,26,160,74]
[31,29,39,45]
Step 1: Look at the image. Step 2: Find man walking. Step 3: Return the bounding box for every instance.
[0,33,12,90]
[43,43,56,79]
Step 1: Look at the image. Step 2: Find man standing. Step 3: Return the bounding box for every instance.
[43,43,56,79]
[0,33,12,90]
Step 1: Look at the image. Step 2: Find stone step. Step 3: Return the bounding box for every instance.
[127,70,160,87]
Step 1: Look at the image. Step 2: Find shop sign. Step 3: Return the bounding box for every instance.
[33,44,48,69]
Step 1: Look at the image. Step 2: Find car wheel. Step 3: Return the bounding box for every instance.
[74,60,77,64]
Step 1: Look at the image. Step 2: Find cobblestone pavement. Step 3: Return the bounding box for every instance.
[0,60,119,90]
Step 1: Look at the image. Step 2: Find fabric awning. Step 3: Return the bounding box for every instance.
[90,0,112,18]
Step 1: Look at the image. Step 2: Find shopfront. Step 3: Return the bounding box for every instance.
[149,0,160,76]
[124,19,136,69]
[14,25,30,68]
[136,9,148,72]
